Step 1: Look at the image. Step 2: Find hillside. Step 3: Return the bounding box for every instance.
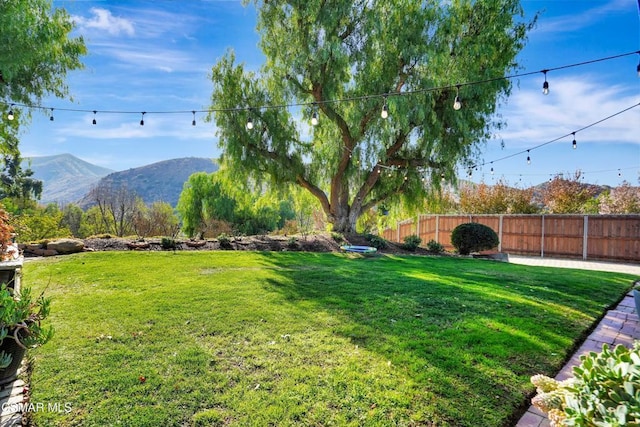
[77,157,219,207]
[26,154,114,205]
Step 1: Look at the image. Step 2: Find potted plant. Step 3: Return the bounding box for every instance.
[0,284,53,384]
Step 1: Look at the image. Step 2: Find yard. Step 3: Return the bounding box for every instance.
[23,251,635,426]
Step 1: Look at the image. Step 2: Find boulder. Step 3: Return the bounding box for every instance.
[47,238,85,254]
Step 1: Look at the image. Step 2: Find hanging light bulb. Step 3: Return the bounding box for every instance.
[453,85,462,110]
[140,112,146,126]
[311,111,319,126]
[377,166,381,174]
[92,111,97,125]
[490,166,494,175]
[440,173,445,182]
[637,55,640,77]
[49,108,54,121]
[381,96,389,119]
[527,150,531,165]
[192,111,196,126]
[618,169,622,177]
[542,70,549,95]
[246,116,254,130]
[572,132,577,149]
[7,105,14,121]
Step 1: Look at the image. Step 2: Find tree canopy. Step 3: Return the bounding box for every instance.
[209,0,533,232]
[0,0,86,203]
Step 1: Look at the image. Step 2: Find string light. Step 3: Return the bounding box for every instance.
[453,85,462,110]
[49,108,54,121]
[527,150,531,165]
[192,111,196,126]
[381,96,389,119]
[140,112,145,126]
[440,173,445,182]
[246,116,254,130]
[311,111,319,126]
[92,110,97,125]
[637,54,640,77]
[542,70,549,95]
[7,105,14,121]
[572,132,577,149]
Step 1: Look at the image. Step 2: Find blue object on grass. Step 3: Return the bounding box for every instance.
[340,245,377,254]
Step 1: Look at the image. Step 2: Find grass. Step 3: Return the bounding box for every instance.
[22,251,635,426]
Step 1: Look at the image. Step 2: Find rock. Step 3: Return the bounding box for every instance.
[31,248,59,257]
[47,238,85,254]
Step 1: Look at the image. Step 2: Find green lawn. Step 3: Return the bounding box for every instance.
[22,251,635,426]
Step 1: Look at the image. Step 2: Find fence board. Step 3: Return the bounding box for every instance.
[381,214,640,262]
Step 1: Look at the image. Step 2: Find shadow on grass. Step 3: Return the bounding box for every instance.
[253,252,632,426]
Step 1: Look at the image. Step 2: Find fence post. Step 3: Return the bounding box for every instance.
[435,215,440,244]
[498,215,503,252]
[541,215,545,258]
[583,216,588,260]
[397,221,400,243]
[416,215,420,240]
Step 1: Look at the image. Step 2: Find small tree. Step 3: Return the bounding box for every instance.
[451,222,499,255]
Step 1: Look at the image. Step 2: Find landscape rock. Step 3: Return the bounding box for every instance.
[46,238,85,254]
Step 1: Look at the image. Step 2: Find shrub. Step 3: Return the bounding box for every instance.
[287,236,299,250]
[426,239,444,254]
[331,232,345,243]
[450,223,499,255]
[365,233,387,250]
[217,233,233,250]
[530,342,640,427]
[401,234,421,252]
[160,237,177,250]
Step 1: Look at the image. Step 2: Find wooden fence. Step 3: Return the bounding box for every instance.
[382,214,640,263]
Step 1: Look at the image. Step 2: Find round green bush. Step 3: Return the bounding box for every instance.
[450,223,499,255]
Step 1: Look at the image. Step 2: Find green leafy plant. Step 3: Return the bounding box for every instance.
[426,239,444,254]
[530,342,640,427]
[401,234,422,252]
[286,236,299,250]
[0,284,53,369]
[365,233,388,250]
[160,237,178,250]
[451,223,499,255]
[217,233,233,250]
[330,232,344,243]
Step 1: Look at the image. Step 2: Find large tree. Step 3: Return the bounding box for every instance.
[209,0,533,232]
[0,0,86,202]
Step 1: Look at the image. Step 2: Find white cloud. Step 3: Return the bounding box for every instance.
[73,8,135,37]
[496,75,640,148]
[533,0,630,35]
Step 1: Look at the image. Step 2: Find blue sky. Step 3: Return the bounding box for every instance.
[18,0,640,187]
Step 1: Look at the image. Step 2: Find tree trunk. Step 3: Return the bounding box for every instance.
[330,205,359,233]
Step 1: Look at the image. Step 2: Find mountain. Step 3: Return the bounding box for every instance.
[77,157,219,207]
[26,154,114,205]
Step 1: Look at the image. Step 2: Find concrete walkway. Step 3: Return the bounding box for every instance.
[511,256,640,427]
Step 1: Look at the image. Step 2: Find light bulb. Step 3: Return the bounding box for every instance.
[542,70,549,95]
[453,96,462,110]
[440,173,445,182]
[192,111,196,126]
[527,155,531,165]
[381,102,388,119]
[92,111,97,125]
[7,109,14,121]
[246,117,254,130]
[311,111,318,126]
[49,109,54,121]
[140,112,145,126]
[572,139,577,149]
[637,61,640,77]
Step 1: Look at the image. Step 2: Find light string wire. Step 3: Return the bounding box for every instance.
[1,50,638,116]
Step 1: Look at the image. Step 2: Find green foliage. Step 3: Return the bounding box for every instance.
[0,0,86,205]
[330,232,345,243]
[365,233,388,250]
[451,222,499,255]
[531,342,640,426]
[160,237,177,251]
[209,1,533,232]
[401,234,422,252]
[217,233,232,250]
[24,251,633,426]
[0,284,53,369]
[11,204,71,242]
[286,236,299,250]
[132,201,179,238]
[426,239,445,254]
